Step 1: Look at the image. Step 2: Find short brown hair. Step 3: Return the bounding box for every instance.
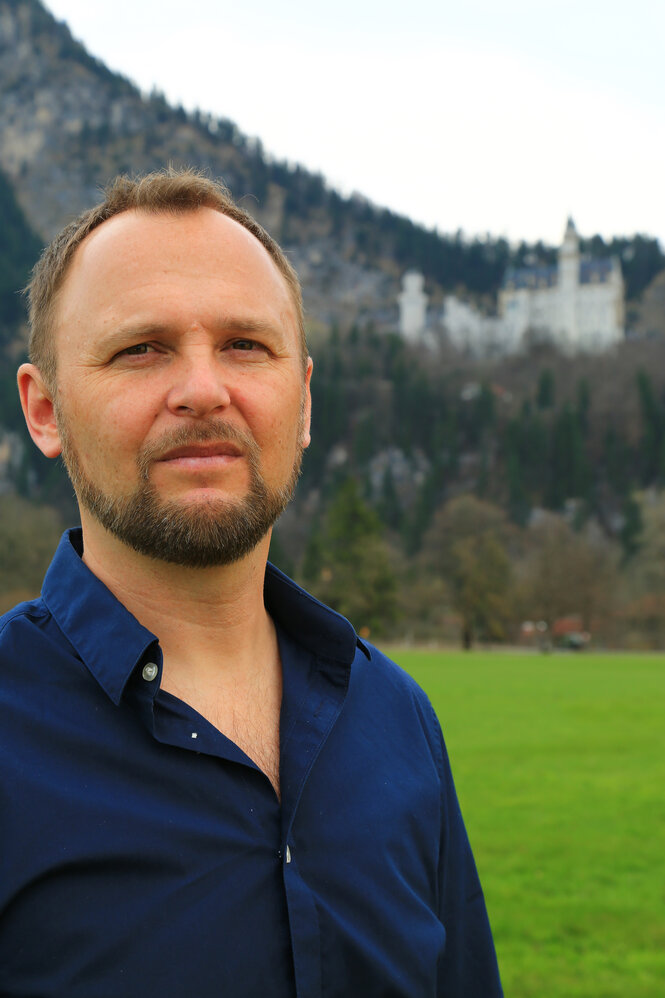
[27,167,307,390]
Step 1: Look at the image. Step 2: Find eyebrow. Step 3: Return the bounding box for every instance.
[213,317,284,337]
[101,316,286,349]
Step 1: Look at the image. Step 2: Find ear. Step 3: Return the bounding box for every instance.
[17,363,63,459]
[301,357,313,449]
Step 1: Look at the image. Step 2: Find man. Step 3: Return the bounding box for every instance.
[0,169,502,997]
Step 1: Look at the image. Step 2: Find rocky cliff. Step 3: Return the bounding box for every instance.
[0,0,402,330]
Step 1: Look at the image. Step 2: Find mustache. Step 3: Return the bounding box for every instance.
[137,420,260,477]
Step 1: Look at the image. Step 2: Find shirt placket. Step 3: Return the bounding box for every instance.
[278,654,350,998]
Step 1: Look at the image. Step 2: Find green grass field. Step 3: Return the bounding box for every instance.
[386,649,665,998]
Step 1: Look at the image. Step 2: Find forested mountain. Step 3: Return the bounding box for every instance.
[298,325,665,547]
[2,0,665,647]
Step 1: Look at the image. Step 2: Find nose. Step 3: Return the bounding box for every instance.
[165,352,232,418]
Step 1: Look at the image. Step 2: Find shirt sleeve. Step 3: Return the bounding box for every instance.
[423,698,504,997]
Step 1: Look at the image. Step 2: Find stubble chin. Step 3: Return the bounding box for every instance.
[56,415,303,568]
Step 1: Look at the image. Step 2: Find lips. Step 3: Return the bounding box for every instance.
[157,442,242,462]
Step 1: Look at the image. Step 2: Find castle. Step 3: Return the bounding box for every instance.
[398,219,625,354]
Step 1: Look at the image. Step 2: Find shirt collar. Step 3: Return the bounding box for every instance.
[41,529,158,705]
[263,561,369,667]
[41,528,368,706]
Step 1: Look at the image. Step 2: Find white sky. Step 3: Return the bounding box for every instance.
[43,0,665,247]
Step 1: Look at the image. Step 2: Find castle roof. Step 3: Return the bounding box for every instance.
[503,265,557,290]
[579,258,614,284]
[503,257,615,290]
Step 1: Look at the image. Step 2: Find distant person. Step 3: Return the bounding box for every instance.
[0,169,503,997]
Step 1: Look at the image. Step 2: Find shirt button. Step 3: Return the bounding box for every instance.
[142,662,159,682]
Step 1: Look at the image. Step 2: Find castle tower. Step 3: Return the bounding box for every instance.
[558,217,579,346]
[398,271,428,341]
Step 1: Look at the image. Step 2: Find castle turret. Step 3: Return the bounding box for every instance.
[398,271,428,341]
[558,217,579,346]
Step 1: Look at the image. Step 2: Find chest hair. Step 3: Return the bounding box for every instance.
[165,667,282,799]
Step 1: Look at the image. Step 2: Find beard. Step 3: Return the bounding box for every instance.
[56,413,303,568]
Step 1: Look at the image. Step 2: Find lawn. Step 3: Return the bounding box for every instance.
[385,648,665,998]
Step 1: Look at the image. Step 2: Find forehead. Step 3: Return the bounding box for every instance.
[54,207,297,335]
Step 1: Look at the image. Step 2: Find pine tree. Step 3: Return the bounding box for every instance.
[536,369,555,410]
[304,479,399,638]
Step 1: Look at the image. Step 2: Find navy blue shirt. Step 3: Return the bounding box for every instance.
[0,529,502,997]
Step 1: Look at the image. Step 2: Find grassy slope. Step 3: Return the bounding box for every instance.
[384,649,665,998]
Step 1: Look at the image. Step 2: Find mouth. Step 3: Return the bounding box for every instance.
[156,442,244,470]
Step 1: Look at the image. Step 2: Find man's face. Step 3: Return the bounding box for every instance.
[49,207,311,566]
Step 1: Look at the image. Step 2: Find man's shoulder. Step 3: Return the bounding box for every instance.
[350,639,443,741]
[352,638,433,704]
[332,639,445,782]
[0,597,53,668]
[0,598,50,641]
[0,599,55,706]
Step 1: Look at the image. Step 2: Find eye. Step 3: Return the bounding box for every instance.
[121,343,153,356]
[226,339,270,359]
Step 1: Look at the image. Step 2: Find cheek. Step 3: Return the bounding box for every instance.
[59,391,152,470]
[254,395,303,447]
[100,382,162,435]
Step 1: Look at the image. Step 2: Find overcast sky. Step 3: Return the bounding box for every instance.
[43,0,664,247]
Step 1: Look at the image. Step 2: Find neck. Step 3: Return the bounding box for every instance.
[79,513,276,686]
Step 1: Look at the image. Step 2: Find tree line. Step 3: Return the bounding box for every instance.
[272,478,665,650]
